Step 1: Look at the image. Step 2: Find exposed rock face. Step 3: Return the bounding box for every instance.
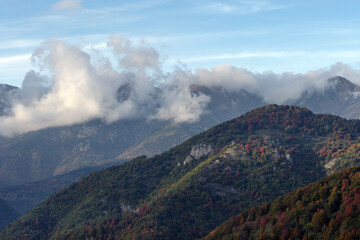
[325,157,341,175]
[184,143,213,164]
[219,145,249,160]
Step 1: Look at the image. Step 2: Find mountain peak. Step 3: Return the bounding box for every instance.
[0,84,18,93]
[328,76,360,92]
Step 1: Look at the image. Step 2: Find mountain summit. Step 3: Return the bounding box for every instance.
[328,76,360,92]
[295,76,360,118]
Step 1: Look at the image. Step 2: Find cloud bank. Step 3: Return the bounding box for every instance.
[0,37,210,136]
[0,36,359,137]
[53,0,82,12]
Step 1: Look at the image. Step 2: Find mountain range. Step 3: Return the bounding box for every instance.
[0,85,263,188]
[1,105,360,239]
[0,76,359,190]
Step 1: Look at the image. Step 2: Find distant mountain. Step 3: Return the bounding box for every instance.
[294,76,360,118]
[203,166,360,240]
[0,198,19,231]
[2,105,360,239]
[0,164,119,215]
[0,87,263,188]
[0,84,18,116]
[0,76,360,190]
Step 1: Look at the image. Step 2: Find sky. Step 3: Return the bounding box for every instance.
[1,0,360,87]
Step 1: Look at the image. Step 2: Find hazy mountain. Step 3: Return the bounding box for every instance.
[2,105,360,239]
[0,75,359,190]
[203,166,360,240]
[0,165,115,215]
[0,84,18,116]
[293,76,360,118]
[0,198,19,231]
[0,87,263,188]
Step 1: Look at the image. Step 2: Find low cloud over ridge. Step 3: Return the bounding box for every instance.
[0,36,359,137]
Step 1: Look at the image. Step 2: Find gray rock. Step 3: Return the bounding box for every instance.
[183,143,213,164]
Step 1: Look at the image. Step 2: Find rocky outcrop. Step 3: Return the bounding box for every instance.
[184,143,213,164]
[219,145,249,160]
[325,157,341,175]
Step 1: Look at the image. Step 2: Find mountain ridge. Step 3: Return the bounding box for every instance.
[1,105,360,239]
[0,86,263,188]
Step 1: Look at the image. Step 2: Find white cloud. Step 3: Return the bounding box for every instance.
[242,0,288,13]
[201,0,291,14]
[180,50,360,63]
[195,64,259,92]
[203,3,235,13]
[0,37,209,136]
[0,40,40,50]
[0,54,31,64]
[193,62,360,104]
[53,0,83,11]
[1,36,360,137]
[151,69,211,123]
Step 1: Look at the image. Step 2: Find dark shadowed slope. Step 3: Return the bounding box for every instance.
[0,165,117,215]
[0,198,19,231]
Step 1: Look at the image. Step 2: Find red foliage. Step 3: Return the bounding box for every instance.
[259,215,268,228]
[259,147,265,154]
[319,147,327,157]
[245,144,252,151]
[341,179,350,191]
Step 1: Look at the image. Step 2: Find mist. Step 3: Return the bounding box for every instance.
[0,36,359,137]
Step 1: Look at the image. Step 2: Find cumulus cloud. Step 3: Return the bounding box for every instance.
[0,36,359,137]
[151,69,211,123]
[53,0,82,12]
[195,64,259,92]
[0,37,210,136]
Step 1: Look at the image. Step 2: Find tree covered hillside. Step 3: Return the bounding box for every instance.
[1,105,360,239]
[203,166,360,240]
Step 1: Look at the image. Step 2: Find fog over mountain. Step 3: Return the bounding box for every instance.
[1,36,360,137]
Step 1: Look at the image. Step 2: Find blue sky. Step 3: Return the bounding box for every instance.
[1,0,360,86]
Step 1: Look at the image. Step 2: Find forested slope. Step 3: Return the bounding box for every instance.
[1,105,360,239]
